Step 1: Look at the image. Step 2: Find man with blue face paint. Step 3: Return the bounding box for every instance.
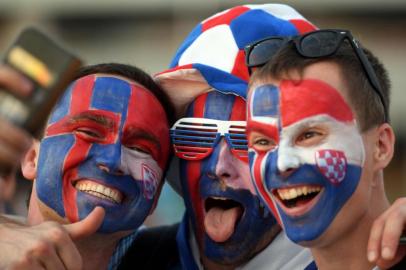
[0,63,174,269]
[246,30,406,269]
[151,4,317,270]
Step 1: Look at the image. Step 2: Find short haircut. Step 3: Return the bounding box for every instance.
[76,63,175,126]
[250,41,391,131]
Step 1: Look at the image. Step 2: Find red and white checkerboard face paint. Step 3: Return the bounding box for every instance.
[36,75,170,233]
[247,79,365,243]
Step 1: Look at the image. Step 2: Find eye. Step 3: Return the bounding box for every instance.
[254,138,271,146]
[75,128,103,139]
[248,132,276,152]
[127,145,152,155]
[296,129,326,146]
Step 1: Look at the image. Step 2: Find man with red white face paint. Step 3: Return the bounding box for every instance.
[149,3,317,270]
[246,30,405,269]
[0,63,173,269]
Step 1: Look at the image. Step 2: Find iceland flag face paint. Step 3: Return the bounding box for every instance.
[36,75,170,233]
[176,91,277,264]
[247,79,365,243]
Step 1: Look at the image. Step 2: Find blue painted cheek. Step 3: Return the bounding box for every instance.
[36,135,76,218]
[200,146,278,263]
[263,150,363,243]
[75,143,154,233]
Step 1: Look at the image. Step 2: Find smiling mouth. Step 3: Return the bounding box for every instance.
[74,180,123,204]
[203,197,244,243]
[273,185,323,216]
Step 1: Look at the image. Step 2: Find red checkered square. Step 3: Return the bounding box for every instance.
[316,149,347,184]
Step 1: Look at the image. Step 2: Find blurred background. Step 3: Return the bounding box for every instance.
[1,0,405,225]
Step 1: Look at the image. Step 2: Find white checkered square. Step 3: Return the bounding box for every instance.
[316,149,347,184]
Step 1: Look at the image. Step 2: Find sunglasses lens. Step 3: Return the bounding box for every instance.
[248,38,286,67]
[170,120,219,160]
[301,31,340,57]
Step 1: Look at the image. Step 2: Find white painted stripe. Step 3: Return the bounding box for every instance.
[278,114,365,170]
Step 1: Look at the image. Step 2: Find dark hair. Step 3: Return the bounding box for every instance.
[251,41,391,131]
[75,63,175,126]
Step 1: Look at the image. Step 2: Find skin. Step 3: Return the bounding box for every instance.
[247,61,395,269]
[367,197,406,268]
[0,207,104,270]
[178,91,279,270]
[13,73,169,269]
[29,74,169,233]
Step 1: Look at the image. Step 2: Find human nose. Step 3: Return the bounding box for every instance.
[206,139,239,184]
[95,143,125,175]
[276,143,300,179]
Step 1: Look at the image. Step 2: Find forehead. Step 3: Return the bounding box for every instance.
[249,81,354,129]
[49,74,165,124]
[249,62,354,125]
[186,91,246,121]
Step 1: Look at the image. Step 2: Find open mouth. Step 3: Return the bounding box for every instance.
[74,180,123,204]
[203,197,244,243]
[273,185,323,216]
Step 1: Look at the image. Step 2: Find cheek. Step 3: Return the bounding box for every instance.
[121,149,163,200]
[180,160,206,233]
[181,161,202,209]
[236,160,256,195]
[315,149,348,185]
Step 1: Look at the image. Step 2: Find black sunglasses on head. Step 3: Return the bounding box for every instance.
[244,29,387,122]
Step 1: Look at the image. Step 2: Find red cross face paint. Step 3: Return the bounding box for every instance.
[36,74,170,233]
[247,79,365,243]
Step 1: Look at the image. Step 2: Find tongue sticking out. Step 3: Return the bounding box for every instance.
[204,206,242,242]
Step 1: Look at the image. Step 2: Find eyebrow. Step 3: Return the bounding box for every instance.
[70,112,115,129]
[125,127,161,151]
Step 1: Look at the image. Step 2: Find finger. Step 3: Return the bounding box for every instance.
[64,207,105,240]
[39,247,67,270]
[0,141,21,172]
[53,230,82,270]
[14,260,46,270]
[0,65,33,96]
[376,248,406,269]
[380,208,406,260]
[367,214,388,262]
[0,115,32,151]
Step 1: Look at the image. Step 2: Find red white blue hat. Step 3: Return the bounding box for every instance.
[155,3,317,117]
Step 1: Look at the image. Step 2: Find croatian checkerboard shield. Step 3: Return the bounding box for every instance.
[316,149,347,184]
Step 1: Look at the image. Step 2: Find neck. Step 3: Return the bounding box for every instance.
[76,232,125,270]
[311,216,375,270]
[311,173,390,270]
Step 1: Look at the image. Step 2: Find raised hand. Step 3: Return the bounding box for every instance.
[0,207,105,270]
[367,197,406,269]
[0,65,33,175]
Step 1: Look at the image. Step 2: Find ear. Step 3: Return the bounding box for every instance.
[373,123,395,170]
[21,140,40,181]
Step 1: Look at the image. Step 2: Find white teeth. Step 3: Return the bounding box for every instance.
[212,197,227,201]
[75,181,123,204]
[277,186,321,201]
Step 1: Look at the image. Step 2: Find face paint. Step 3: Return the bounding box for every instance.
[177,91,277,264]
[36,75,170,233]
[247,79,365,243]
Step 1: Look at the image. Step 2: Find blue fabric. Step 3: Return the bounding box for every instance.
[304,261,318,270]
[230,9,299,49]
[176,213,199,270]
[170,24,203,69]
[108,230,139,270]
[193,63,248,98]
